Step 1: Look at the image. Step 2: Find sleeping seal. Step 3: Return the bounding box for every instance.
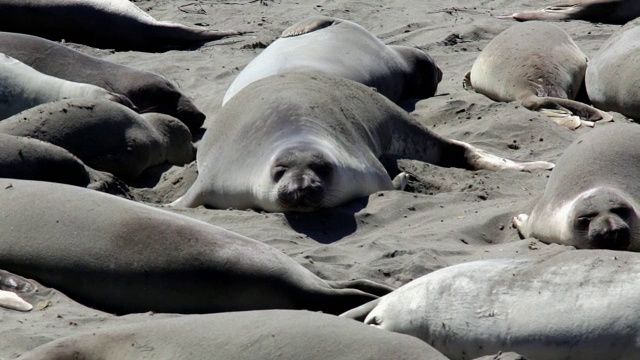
[342,250,640,360]
[0,53,133,119]
[0,178,393,315]
[0,0,243,52]
[223,16,442,105]
[0,31,205,130]
[513,123,640,251]
[585,18,640,120]
[18,310,449,360]
[502,0,640,24]
[174,72,553,212]
[464,22,612,129]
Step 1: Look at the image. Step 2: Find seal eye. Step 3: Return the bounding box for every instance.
[576,214,595,228]
[312,163,332,178]
[611,207,631,220]
[272,166,287,182]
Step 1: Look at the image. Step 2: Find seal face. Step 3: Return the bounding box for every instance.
[513,123,640,251]
[222,16,442,105]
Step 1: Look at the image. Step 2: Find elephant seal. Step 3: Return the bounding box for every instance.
[585,18,640,119]
[464,22,612,129]
[0,133,129,196]
[513,123,640,251]
[0,270,36,312]
[174,72,553,212]
[0,32,205,131]
[18,310,449,360]
[342,250,640,360]
[0,53,134,120]
[222,16,442,105]
[0,178,393,314]
[0,99,193,180]
[502,0,640,24]
[0,0,243,52]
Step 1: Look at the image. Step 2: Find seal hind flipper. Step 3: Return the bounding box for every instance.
[0,270,37,312]
[281,16,340,38]
[339,298,382,321]
[327,279,395,297]
[507,5,583,22]
[523,96,613,128]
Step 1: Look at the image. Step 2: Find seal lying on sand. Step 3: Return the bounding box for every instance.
[342,250,640,360]
[174,73,553,212]
[501,0,640,24]
[513,123,640,251]
[464,22,612,129]
[0,179,392,315]
[18,310,449,360]
[586,18,640,120]
[0,133,129,196]
[223,16,442,105]
[0,99,193,180]
[0,32,205,131]
[0,53,133,119]
[0,0,243,52]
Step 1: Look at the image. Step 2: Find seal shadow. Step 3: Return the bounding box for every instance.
[284,198,368,244]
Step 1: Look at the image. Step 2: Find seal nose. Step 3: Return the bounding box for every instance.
[589,215,631,250]
[279,173,324,210]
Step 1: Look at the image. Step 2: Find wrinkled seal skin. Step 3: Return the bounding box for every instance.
[175,72,553,212]
[513,123,640,251]
[0,31,205,131]
[0,99,194,181]
[506,0,640,24]
[343,250,640,360]
[0,0,242,52]
[223,15,442,105]
[586,18,640,120]
[0,179,393,315]
[464,21,611,129]
[18,310,450,360]
[0,53,134,120]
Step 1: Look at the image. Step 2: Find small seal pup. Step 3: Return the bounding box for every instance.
[585,18,640,120]
[513,123,640,251]
[342,250,640,360]
[18,310,449,360]
[0,99,193,180]
[0,178,393,314]
[501,0,640,24]
[464,22,612,129]
[0,53,133,120]
[0,0,243,52]
[222,16,442,105]
[174,72,553,212]
[0,31,205,131]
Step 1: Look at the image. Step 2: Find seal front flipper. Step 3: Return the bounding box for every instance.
[0,270,37,312]
[327,279,395,297]
[392,172,408,191]
[500,5,583,22]
[512,214,531,239]
[281,16,341,38]
[339,298,382,321]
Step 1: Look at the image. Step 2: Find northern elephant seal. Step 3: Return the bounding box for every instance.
[464,22,612,129]
[174,72,553,212]
[0,32,205,130]
[0,53,133,119]
[0,0,243,52]
[18,310,449,360]
[0,99,193,180]
[0,178,393,314]
[222,16,442,105]
[513,123,640,251]
[502,0,640,24]
[585,18,640,120]
[342,250,640,360]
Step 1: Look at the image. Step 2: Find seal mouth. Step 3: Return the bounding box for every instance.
[277,182,325,212]
[586,213,632,250]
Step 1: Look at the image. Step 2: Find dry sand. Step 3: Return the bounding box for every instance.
[0,0,634,358]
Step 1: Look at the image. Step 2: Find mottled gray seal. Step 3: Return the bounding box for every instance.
[175,72,553,212]
[0,32,205,130]
[18,310,449,360]
[585,18,640,120]
[0,53,133,119]
[223,16,442,105]
[513,123,640,251]
[0,178,393,314]
[0,0,243,52]
[502,0,640,24]
[464,21,612,129]
[342,250,640,360]
[0,99,193,180]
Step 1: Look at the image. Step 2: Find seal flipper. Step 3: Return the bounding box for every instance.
[0,270,37,312]
[523,96,613,129]
[463,71,474,91]
[499,5,583,22]
[513,213,531,239]
[281,16,341,38]
[0,290,32,311]
[339,298,382,322]
[327,279,395,297]
[392,172,408,191]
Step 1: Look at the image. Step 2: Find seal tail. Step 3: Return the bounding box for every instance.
[327,279,395,297]
[339,298,381,322]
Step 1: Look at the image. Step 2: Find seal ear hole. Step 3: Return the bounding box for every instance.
[272,166,288,182]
